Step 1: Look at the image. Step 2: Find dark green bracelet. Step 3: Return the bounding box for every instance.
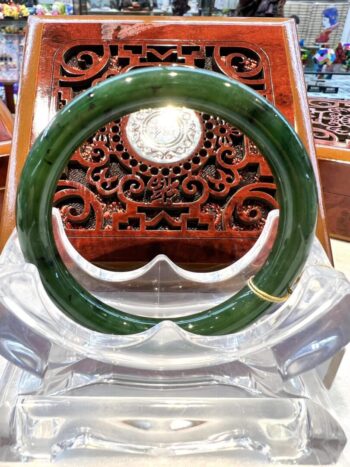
[16,67,317,336]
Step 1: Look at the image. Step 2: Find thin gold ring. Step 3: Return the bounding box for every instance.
[247,277,292,303]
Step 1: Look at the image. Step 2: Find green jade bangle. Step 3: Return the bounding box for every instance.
[16,67,318,336]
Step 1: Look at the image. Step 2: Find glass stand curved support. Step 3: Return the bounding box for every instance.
[52,208,279,318]
[0,211,349,463]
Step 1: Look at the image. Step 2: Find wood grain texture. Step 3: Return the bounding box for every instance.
[0,16,331,266]
[318,158,350,241]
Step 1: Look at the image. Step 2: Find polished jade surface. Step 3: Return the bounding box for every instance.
[16,67,318,336]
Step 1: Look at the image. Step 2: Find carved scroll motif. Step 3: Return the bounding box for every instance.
[53,42,277,239]
[309,98,350,148]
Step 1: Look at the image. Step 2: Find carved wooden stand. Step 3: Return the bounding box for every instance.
[0,16,331,267]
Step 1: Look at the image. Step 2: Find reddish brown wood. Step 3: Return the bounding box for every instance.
[0,99,13,223]
[3,84,15,114]
[0,17,331,267]
[0,156,9,219]
[0,99,13,144]
[318,159,350,241]
[310,97,350,241]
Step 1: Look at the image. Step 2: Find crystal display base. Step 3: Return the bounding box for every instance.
[0,212,349,464]
[0,360,345,464]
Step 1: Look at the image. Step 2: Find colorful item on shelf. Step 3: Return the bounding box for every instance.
[332,42,347,71]
[16,67,318,336]
[0,1,72,18]
[315,7,339,44]
[0,2,29,19]
[313,47,336,66]
[334,43,346,64]
[51,2,66,15]
[300,46,310,67]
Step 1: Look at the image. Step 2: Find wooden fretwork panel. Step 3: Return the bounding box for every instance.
[54,41,277,266]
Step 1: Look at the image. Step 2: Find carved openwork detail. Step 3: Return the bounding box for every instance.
[53,41,277,243]
[309,98,350,148]
[55,43,273,103]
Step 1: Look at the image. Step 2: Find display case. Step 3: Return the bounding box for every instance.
[0,33,23,82]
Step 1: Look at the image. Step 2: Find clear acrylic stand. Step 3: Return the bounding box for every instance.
[0,209,350,463]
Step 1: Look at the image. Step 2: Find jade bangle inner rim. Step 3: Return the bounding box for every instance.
[16,67,318,336]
